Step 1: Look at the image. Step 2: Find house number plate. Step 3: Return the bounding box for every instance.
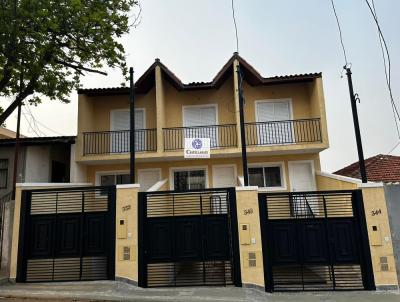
[244,208,254,215]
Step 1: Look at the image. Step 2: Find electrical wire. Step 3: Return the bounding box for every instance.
[21,103,64,137]
[231,0,239,54]
[330,0,349,67]
[368,0,400,139]
[387,141,400,155]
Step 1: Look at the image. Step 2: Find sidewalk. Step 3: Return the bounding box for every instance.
[0,281,399,302]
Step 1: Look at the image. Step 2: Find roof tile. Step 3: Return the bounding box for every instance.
[334,154,400,183]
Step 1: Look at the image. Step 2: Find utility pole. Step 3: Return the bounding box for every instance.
[11,102,22,200]
[345,67,368,183]
[129,67,136,183]
[237,64,249,186]
[12,63,24,200]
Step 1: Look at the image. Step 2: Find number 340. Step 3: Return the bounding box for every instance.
[244,208,253,215]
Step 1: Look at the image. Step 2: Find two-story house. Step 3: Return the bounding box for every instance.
[11,54,397,291]
[73,54,328,193]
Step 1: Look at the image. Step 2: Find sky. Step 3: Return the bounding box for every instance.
[3,0,400,172]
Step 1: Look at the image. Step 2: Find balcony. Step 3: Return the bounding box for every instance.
[83,129,157,155]
[245,118,321,146]
[163,124,237,151]
[81,119,322,156]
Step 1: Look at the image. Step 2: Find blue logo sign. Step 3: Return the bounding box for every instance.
[192,139,202,149]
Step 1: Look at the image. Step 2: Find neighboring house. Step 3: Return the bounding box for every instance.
[74,53,329,192]
[0,136,76,195]
[334,154,400,183]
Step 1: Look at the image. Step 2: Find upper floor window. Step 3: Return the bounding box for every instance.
[110,109,146,152]
[183,105,218,147]
[255,99,294,145]
[0,159,9,189]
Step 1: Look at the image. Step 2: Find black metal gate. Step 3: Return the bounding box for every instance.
[259,190,375,291]
[138,188,241,287]
[16,186,116,282]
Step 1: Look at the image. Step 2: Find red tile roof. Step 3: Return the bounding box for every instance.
[334,154,400,183]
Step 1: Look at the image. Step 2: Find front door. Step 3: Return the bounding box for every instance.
[212,165,237,188]
[138,169,161,192]
[288,161,316,217]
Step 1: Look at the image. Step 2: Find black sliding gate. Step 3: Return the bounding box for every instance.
[138,188,241,287]
[16,186,116,282]
[259,190,375,291]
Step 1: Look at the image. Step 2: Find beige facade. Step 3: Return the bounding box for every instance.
[74,54,329,194]
[8,54,398,291]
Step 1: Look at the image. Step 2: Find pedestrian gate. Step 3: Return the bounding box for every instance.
[138,188,241,287]
[16,186,116,282]
[259,190,375,291]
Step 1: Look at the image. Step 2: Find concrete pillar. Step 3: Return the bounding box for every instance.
[235,186,264,289]
[115,184,140,285]
[361,185,399,289]
[155,65,165,154]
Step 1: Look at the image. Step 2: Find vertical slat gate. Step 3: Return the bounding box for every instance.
[138,188,241,288]
[259,190,375,291]
[16,186,116,283]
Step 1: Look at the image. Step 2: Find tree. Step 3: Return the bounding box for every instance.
[0,0,140,124]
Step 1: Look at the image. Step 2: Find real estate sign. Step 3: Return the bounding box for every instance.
[184,138,210,158]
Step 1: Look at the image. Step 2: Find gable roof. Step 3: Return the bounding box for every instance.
[78,53,321,96]
[334,154,400,183]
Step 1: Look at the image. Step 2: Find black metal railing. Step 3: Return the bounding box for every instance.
[163,124,237,151]
[83,129,157,155]
[245,118,322,146]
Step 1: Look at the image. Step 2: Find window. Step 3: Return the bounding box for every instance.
[110,109,146,152]
[98,172,130,195]
[183,105,218,148]
[100,173,130,186]
[248,164,284,189]
[173,169,206,191]
[256,100,293,145]
[0,159,8,189]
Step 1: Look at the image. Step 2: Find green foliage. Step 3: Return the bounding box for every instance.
[0,0,138,107]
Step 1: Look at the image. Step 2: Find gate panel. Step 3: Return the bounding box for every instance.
[139,188,241,288]
[259,190,375,291]
[17,186,116,283]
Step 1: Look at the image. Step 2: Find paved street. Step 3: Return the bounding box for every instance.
[0,281,399,302]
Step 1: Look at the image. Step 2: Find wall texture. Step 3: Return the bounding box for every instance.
[115,185,140,284]
[384,184,400,286]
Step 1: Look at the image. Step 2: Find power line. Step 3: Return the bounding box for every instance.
[368,0,400,139]
[21,103,64,137]
[25,103,64,136]
[231,0,239,54]
[330,0,349,66]
[387,141,400,155]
